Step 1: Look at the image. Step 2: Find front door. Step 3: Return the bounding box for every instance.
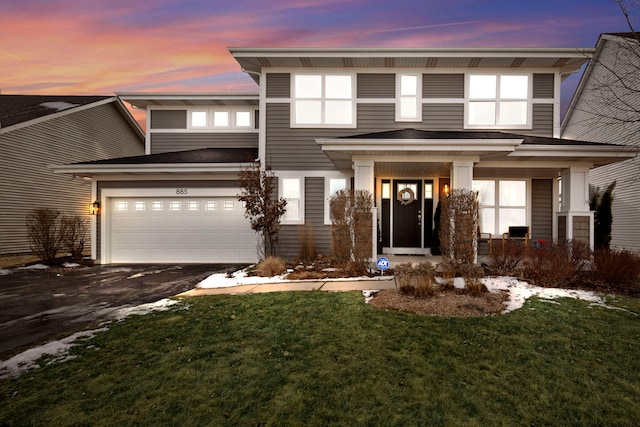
[393,181,422,248]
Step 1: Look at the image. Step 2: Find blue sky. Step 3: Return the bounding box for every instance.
[1,0,637,116]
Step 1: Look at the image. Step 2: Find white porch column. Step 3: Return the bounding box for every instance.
[451,160,474,191]
[353,159,376,263]
[557,166,594,247]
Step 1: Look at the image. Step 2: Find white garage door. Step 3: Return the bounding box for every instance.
[108,197,257,263]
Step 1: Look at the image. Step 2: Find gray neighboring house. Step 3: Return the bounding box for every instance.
[562,32,640,251]
[54,47,638,264]
[0,95,144,256]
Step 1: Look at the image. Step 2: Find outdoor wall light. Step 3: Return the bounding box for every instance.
[442,183,450,197]
[91,200,100,215]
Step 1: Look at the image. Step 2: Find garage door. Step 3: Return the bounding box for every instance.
[108,197,257,263]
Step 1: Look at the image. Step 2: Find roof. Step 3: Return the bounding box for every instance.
[229,47,594,83]
[118,93,259,109]
[73,147,258,165]
[0,95,112,128]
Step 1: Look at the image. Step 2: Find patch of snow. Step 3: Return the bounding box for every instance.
[0,269,12,276]
[110,298,180,321]
[16,263,49,270]
[39,101,80,112]
[0,328,107,379]
[62,262,80,268]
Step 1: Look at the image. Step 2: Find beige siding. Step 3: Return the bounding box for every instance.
[150,132,258,153]
[150,110,187,129]
[423,104,464,129]
[0,102,144,255]
[423,74,464,98]
[531,179,553,243]
[357,73,395,98]
[266,73,290,98]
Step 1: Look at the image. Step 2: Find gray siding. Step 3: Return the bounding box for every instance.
[150,132,259,153]
[278,177,332,259]
[533,74,555,98]
[266,73,290,98]
[423,104,464,129]
[0,102,144,255]
[357,73,395,98]
[531,179,553,243]
[423,74,464,98]
[150,110,187,129]
[529,104,553,137]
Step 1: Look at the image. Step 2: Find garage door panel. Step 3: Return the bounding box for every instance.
[108,196,257,263]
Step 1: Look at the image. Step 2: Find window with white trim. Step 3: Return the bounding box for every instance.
[187,108,255,130]
[473,179,527,235]
[467,74,530,128]
[189,110,208,128]
[396,73,421,121]
[293,74,354,127]
[324,177,348,224]
[281,177,304,224]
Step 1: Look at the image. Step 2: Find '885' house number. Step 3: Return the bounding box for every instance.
[176,188,188,195]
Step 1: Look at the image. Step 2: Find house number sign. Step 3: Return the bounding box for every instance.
[397,187,415,205]
[176,188,189,195]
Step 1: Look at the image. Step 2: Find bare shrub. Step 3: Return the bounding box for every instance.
[61,214,88,259]
[26,208,64,263]
[439,189,479,264]
[487,240,525,276]
[465,276,487,296]
[593,248,640,293]
[330,189,372,275]
[395,262,416,295]
[396,262,437,297]
[522,240,592,287]
[297,225,317,262]
[438,261,456,290]
[255,256,286,277]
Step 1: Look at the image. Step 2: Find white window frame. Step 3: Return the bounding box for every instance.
[473,179,529,236]
[465,73,532,130]
[396,73,422,122]
[188,109,209,129]
[279,174,305,225]
[324,174,350,225]
[291,73,356,128]
[187,107,256,131]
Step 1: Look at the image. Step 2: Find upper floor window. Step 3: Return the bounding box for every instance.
[396,74,421,121]
[467,74,530,128]
[187,108,255,130]
[293,74,354,127]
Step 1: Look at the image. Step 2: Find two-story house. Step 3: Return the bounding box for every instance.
[53,47,638,264]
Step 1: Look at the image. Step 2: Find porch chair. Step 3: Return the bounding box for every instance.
[478,232,493,255]
[502,226,530,246]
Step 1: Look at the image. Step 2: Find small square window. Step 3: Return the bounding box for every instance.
[224,201,234,211]
[213,111,229,127]
[135,201,145,211]
[191,111,208,127]
[188,201,199,211]
[152,201,163,211]
[170,201,181,211]
[206,201,217,211]
[235,111,251,127]
[116,201,127,211]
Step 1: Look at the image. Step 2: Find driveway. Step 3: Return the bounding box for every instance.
[0,263,244,360]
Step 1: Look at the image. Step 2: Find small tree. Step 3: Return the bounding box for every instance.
[26,208,64,263]
[439,189,479,264]
[330,189,373,274]
[590,181,616,249]
[61,214,88,260]
[238,164,287,258]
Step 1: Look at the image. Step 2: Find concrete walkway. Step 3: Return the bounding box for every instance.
[176,276,397,297]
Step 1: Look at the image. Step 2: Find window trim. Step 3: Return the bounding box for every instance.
[396,73,422,122]
[186,107,257,131]
[279,174,305,225]
[464,73,532,130]
[473,179,530,236]
[291,73,356,128]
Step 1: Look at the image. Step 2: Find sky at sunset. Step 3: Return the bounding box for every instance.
[1,0,637,120]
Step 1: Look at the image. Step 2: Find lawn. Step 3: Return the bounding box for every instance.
[1,291,639,426]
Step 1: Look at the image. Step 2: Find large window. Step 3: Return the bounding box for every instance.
[293,74,354,127]
[280,177,304,224]
[473,179,527,235]
[467,74,530,128]
[396,73,421,121]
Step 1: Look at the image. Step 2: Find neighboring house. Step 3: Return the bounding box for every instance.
[0,95,144,255]
[562,32,640,251]
[54,47,637,264]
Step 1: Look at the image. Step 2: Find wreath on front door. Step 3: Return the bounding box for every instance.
[397,187,415,205]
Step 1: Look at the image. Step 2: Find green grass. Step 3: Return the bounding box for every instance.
[2,292,640,426]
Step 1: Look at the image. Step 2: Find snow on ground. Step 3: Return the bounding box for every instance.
[110,298,181,321]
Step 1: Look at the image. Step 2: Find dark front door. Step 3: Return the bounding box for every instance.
[393,180,422,247]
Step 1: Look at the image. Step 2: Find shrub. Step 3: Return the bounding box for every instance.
[593,248,640,293]
[26,208,64,263]
[437,261,456,290]
[439,189,479,264]
[522,240,592,288]
[330,189,373,275]
[61,214,88,259]
[255,256,286,277]
[297,225,317,262]
[396,262,437,297]
[487,240,525,276]
[465,276,487,296]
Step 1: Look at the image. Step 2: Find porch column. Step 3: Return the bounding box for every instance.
[557,167,594,247]
[353,159,377,263]
[451,160,474,191]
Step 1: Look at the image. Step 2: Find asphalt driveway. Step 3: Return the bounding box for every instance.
[0,263,244,360]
